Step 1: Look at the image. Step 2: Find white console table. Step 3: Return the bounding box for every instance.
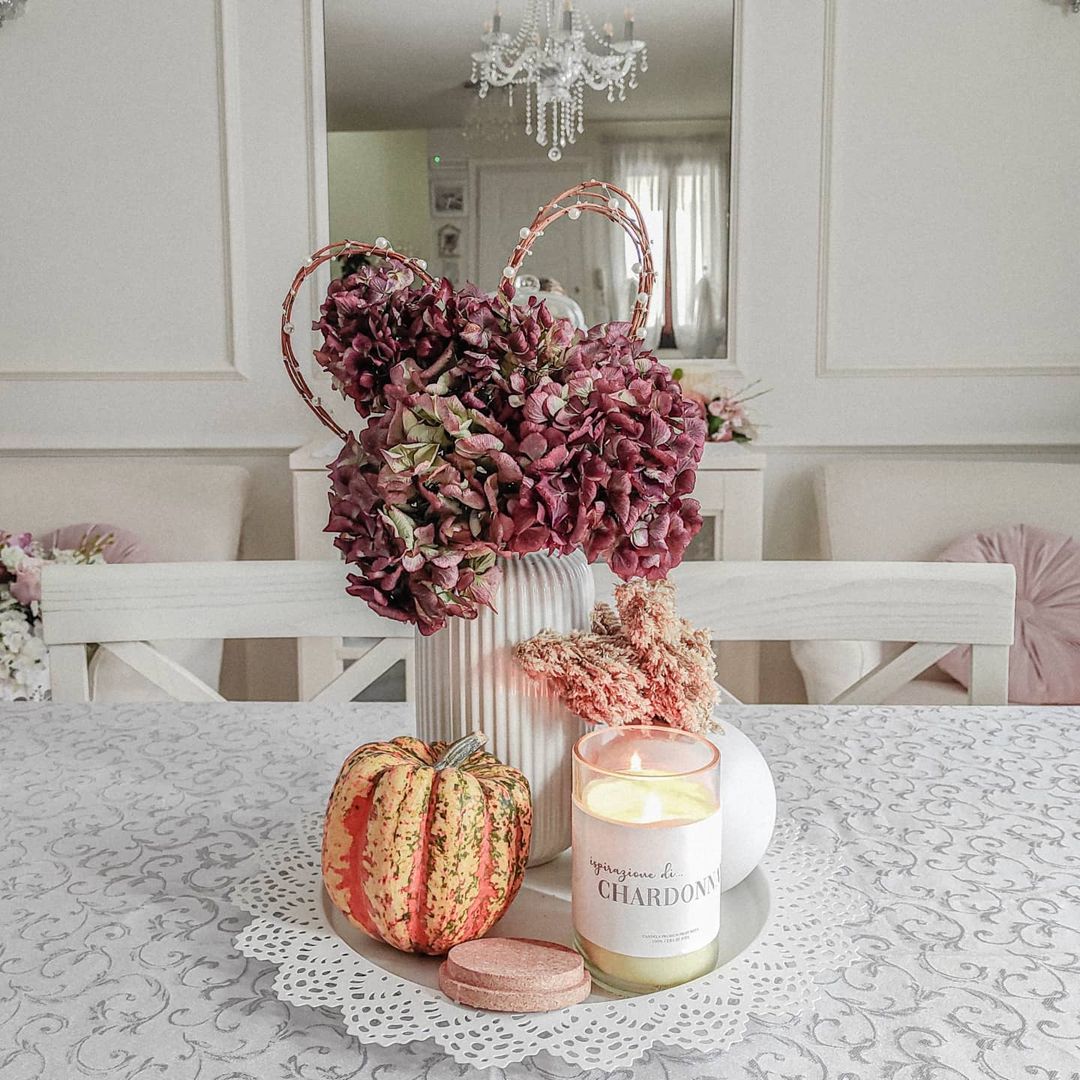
[290,438,765,702]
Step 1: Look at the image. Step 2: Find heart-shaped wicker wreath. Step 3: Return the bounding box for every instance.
[280,180,707,635]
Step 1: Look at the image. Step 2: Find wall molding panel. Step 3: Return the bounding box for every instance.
[0,0,328,451]
[0,0,251,382]
[814,0,1080,378]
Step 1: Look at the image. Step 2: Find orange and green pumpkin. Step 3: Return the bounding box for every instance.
[322,731,532,955]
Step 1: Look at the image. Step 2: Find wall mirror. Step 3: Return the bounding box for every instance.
[322,0,735,363]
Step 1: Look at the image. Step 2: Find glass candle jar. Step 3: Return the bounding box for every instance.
[571,724,722,995]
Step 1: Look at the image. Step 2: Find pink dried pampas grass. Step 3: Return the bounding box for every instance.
[514,578,718,733]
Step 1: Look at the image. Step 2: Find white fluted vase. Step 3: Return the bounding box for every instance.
[416,550,594,865]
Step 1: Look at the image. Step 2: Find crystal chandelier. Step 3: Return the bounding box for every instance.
[470,1,647,162]
[0,0,28,29]
[461,94,520,150]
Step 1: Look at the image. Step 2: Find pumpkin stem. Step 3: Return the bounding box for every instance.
[434,730,487,770]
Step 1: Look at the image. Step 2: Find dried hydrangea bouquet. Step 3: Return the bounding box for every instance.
[280,181,707,861]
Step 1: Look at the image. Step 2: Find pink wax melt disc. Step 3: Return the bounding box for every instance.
[439,937,591,1012]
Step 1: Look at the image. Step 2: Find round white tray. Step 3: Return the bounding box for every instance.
[233,813,863,1071]
[326,848,771,1001]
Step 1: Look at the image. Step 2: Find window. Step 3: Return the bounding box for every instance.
[608,138,729,358]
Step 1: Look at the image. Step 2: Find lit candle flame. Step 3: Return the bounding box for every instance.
[629,751,643,772]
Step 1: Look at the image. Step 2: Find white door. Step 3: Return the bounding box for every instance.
[474,159,604,325]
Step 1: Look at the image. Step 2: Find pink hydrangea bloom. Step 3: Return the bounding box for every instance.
[9,557,42,606]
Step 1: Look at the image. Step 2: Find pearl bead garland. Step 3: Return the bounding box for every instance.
[279,182,652,445]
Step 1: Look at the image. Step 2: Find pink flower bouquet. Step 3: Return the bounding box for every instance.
[675,374,767,444]
[0,529,114,701]
[315,263,707,635]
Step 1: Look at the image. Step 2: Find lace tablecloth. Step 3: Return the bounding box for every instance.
[1,703,1077,1079]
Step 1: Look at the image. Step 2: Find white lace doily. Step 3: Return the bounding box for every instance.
[233,813,864,1070]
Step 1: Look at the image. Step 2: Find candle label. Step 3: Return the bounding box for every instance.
[572,804,722,958]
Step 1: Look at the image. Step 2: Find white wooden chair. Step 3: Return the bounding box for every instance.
[41,558,1014,706]
[595,559,1015,705]
[40,561,413,704]
[2,459,250,697]
[795,459,1080,705]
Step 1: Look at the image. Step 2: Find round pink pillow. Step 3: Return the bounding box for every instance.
[38,523,151,564]
[938,524,1080,704]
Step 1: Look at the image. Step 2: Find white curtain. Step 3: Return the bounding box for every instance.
[602,138,728,358]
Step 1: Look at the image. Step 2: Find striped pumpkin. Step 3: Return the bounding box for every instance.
[322,732,532,955]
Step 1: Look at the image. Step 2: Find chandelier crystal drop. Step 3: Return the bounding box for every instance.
[470,1,647,162]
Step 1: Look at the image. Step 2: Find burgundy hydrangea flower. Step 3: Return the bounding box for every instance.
[314,263,419,417]
[315,262,705,634]
[506,324,705,578]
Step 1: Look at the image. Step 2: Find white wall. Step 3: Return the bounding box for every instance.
[732,1,1080,699]
[328,130,431,257]
[733,1,1080,447]
[0,0,327,450]
[0,0,329,699]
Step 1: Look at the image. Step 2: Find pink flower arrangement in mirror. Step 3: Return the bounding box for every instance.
[673,373,768,444]
[316,263,707,635]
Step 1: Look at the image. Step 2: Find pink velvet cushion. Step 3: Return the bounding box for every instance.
[39,523,151,564]
[938,524,1080,704]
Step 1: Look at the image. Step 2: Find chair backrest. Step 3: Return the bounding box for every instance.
[42,558,1014,706]
[597,559,1015,705]
[41,560,413,704]
[816,459,1080,561]
[5,460,251,697]
[0,459,250,561]
[804,458,1075,703]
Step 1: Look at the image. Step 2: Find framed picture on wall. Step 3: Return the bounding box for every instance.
[431,176,467,216]
[438,223,462,258]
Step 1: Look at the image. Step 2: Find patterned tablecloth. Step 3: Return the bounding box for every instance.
[1,702,1078,1079]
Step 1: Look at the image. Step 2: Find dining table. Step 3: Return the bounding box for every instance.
[1,700,1077,1080]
